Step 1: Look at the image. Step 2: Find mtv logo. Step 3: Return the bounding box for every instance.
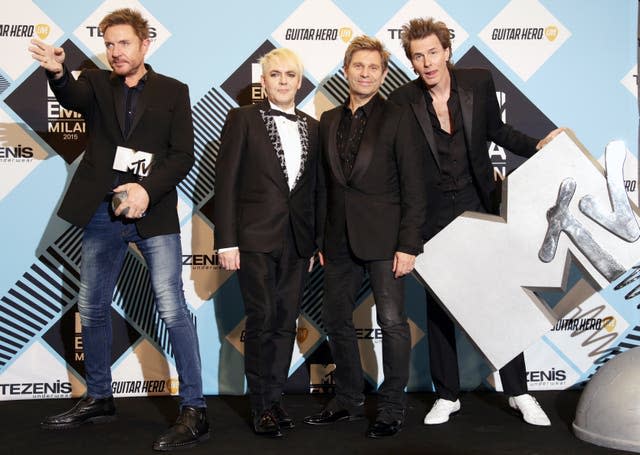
[112,146,153,177]
[415,132,640,370]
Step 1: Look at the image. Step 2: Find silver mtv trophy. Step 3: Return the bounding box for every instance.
[111,146,153,217]
[413,133,640,370]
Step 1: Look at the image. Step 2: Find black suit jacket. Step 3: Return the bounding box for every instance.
[389,68,538,239]
[212,101,319,258]
[50,64,194,238]
[317,95,425,261]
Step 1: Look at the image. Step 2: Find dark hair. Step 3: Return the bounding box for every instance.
[344,35,390,71]
[99,8,149,41]
[400,17,453,67]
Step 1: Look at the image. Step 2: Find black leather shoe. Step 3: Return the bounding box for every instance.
[271,404,294,429]
[252,409,282,437]
[152,406,210,451]
[303,407,364,426]
[41,396,116,430]
[366,420,403,438]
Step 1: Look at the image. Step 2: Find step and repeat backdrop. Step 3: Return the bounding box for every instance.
[0,0,638,400]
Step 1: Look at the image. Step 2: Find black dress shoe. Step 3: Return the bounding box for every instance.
[252,409,282,437]
[271,404,294,429]
[366,420,403,438]
[303,407,364,425]
[152,406,210,451]
[41,396,116,430]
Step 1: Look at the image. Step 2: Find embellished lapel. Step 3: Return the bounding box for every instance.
[290,110,310,193]
[259,103,291,193]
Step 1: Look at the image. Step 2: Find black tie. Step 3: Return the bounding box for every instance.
[266,108,298,122]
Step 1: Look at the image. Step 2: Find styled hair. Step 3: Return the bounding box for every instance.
[343,35,390,71]
[400,17,453,67]
[259,48,304,77]
[99,8,150,41]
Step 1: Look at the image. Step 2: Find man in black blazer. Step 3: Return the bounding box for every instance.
[303,36,425,438]
[213,48,318,438]
[30,9,208,451]
[389,17,562,427]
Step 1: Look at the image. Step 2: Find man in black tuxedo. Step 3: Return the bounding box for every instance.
[213,48,318,438]
[303,36,425,438]
[389,17,562,427]
[29,8,208,451]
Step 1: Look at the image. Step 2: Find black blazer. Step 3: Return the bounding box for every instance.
[212,101,319,258]
[317,95,425,261]
[50,65,194,238]
[389,68,538,239]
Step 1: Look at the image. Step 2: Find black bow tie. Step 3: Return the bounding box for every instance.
[266,108,298,122]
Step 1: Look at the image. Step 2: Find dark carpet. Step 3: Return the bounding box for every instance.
[1,390,633,454]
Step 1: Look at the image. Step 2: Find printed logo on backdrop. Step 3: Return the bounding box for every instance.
[0,0,63,80]
[375,0,468,75]
[72,0,170,69]
[478,0,571,81]
[0,107,49,201]
[220,40,315,107]
[457,46,557,178]
[270,0,364,81]
[5,40,96,164]
[41,305,140,379]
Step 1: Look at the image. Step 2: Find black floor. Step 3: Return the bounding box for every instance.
[1,391,633,454]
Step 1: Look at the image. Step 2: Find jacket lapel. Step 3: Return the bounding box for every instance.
[348,95,384,184]
[259,102,290,194]
[326,109,346,186]
[110,74,126,139]
[456,74,474,154]
[409,83,440,170]
[290,111,310,193]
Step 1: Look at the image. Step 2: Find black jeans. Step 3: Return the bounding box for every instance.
[323,239,410,421]
[427,183,527,400]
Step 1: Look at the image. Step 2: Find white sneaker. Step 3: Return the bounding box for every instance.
[423,398,461,425]
[508,394,551,426]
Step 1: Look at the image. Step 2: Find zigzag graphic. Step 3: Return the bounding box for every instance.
[179,87,236,207]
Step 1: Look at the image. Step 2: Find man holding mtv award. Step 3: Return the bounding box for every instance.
[303,36,425,438]
[213,48,318,437]
[29,8,208,451]
[389,17,563,427]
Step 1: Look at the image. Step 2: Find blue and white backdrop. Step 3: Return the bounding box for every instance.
[0,0,637,400]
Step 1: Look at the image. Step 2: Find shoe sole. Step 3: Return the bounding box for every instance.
[366,427,402,439]
[303,415,364,426]
[41,414,117,430]
[152,431,211,451]
[424,409,459,425]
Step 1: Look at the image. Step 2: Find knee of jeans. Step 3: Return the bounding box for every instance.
[157,305,190,328]
[377,311,407,330]
[77,301,110,327]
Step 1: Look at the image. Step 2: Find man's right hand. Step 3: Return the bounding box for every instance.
[29,39,65,78]
[219,249,240,271]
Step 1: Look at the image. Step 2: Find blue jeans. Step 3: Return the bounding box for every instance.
[78,202,205,408]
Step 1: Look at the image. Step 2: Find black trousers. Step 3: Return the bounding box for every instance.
[237,225,307,412]
[427,183,527,400]
[323,235,410,421]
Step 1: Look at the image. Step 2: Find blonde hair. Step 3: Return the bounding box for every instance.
[343,35,390,70]
[259,48,303,76]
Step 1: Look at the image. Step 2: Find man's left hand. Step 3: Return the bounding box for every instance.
[536,127,566,150]
[113,182,149,219]
[392,251,416,279]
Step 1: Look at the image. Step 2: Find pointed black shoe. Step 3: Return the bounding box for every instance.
[152,406,210,451]
[303,406,364,425]
[252,409,282,437]
[366,420,403,438]
[41,396,116,430]
[271,404,294,429]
